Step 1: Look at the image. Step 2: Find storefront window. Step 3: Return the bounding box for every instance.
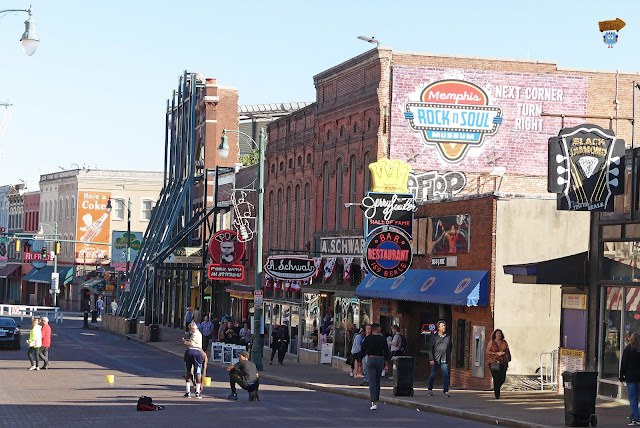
[601,287,622,381]
[302,293,320,350]
[625,287,640,348]
[264,304,272,347]
[602,241,640,281]
[290,306,299,354]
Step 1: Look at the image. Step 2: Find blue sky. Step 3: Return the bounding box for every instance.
[0,0,637,189]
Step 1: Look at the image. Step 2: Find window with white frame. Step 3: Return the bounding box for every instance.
[71,196,76,219]
[112,198,126,221]
[141,199,154,220]
[65,197,70,219]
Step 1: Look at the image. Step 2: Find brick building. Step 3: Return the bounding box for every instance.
[261,47,635,389]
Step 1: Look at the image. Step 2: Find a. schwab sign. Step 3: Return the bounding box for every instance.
[264,256,317,281]
[319,236,366,255]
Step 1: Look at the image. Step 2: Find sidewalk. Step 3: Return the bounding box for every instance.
[92,320,627,428]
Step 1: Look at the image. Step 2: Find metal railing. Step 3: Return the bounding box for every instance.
[539,349,558,390]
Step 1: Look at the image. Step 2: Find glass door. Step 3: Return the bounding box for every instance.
[601,287,622,381]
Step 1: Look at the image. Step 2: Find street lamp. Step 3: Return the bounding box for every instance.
[219,127,265,370]
[105,198,132,279]
[1,6,40,56]
[38,222,59,306]
[357,35,380,47]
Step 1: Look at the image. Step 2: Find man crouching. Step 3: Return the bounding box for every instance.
[182,322,204,399]
[226,350,260,401]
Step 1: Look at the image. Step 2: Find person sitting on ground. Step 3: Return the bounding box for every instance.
[226,350,260,401]
[182,322,203,399]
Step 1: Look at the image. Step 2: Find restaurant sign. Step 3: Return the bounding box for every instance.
[264,256,317,281]
[364,227,413,279]
[548,124,625,211]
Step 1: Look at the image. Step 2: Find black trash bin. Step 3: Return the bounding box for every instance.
[392,356,415,396]
[563,371,598,427]
[127,318,137,335]
[150,324,160,342]
[91,310,97,323]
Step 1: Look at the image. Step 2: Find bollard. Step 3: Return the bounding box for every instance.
[83,312,89,328]
[204,377,211,387]
[106,375,114,384]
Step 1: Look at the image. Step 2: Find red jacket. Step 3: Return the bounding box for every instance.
[41,324,51,348]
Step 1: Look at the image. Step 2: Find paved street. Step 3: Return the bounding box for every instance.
[0,316,490,428]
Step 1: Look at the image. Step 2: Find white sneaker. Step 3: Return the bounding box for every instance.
[381,370,386,377]
[28,366,36,371]
[370,403,378,410]
[349,372,354,377]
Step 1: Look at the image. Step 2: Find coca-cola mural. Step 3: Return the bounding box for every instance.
[75,191,111,263]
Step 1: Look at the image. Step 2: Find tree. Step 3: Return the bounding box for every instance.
[240,149,259,166]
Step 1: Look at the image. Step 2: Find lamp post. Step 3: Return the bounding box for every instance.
[38,222,59,306]
[219,127,265,370]
[106,198,132,278]
[1,6,39,56]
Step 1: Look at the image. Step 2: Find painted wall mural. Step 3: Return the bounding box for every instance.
[391,66,589,176]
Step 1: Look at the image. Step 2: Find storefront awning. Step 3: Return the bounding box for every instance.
[503,252,587,286]
[355,270,488,307]
[0,263,21,278]
[225,284,254,299]
[24,266,73,284]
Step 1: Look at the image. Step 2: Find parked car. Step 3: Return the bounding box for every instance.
[0,317,20,350]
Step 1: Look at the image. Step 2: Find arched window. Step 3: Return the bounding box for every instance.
[306,153,312,164]
[304,183,311,247]
[59,198,63,220]
[353,122,358,133]
[368,117,373,130]
[285,187,292,250]
[268,191,274,244]
[349,156,358,229]
[288,159,293,169]
[297,156,302,167]
[71,196,76,219]
[295,185,301,249]
[65,197,70,219]
[279,161,284,172]
[277,189,283,249]
[335,159,343,230]
[322,163,330,232]
[326,130,332,141]
[271,164,275,174]
[339,125,344,137]
[363,152,372,195]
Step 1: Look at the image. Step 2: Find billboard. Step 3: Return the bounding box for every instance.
[111,231,143,270]
[391,66,589,175]
[76,191,111,263]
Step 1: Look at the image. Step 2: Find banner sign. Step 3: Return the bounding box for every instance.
[111,231,143,265]
[548,124,625,211]
[408,171,466,201]
[264,256,317,281]
[362,192,417,237]
[76,191,111,263]
[166,247,203,264]
[209,230,245,264]
[207,264,244,281]
[364,227,413,279]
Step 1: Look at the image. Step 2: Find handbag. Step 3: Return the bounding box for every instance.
[489,361,502,371]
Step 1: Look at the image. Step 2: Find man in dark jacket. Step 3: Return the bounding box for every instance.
[277,321,290,365]
[620,332,640,424]
[428,320,452,397]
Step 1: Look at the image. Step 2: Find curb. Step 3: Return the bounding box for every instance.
[93,324,553,428]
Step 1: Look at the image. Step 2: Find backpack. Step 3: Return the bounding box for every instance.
[137,396,164,411]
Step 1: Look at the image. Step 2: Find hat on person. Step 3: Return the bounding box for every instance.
[239,350,250,359]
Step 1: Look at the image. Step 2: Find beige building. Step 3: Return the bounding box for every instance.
[38,169,163,311]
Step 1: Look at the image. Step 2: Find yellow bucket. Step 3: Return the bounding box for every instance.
[106,375,115,384]
[204,377,211,387]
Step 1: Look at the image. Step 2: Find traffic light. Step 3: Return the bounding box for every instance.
[15,239,20,252]
[41,246,47,258]
[0,227,5,233]
[55,242,61,255]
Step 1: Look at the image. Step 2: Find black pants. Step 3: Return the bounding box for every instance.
[38,347,49,368]
[270,347,277,362]
[27,347,39,366]
[202,335,212,353]
[278,342,288,363]
[229,372,259,394]
[490,364,507,398]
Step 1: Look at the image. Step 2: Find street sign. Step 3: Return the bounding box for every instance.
[124,281,131,292]
[51,272,59,292]
[254,290,263,309]
[0,236,7,244]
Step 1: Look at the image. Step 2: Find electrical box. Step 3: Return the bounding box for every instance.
[471,325,485,378]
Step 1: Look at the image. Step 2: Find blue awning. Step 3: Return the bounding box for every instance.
[24,266,73,284]
[355,269,489,307]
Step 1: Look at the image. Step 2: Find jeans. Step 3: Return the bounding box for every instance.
[428,361,450,392]
[38,347,49,368]
[490,364,507,398]
[27,347,39,366]
[628,382,640,421]
[367,356,384,402]
[362,355,369,382]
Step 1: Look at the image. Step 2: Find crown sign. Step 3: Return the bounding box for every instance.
[368,158,412,193]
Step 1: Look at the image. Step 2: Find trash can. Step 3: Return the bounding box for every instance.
[392,356,415,396]
[563,371,598,427]
[150,324,160,342]
[91,310,97,323]
[127,318,137,334]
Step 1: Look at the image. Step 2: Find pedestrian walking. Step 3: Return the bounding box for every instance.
[227,350,260,401]
[621,332,640,425]
[212,317,220,343]
[239,323,252,347]
[486,328,511,399]
[182,322,203,398]
[193,307,201,325]
[217,320,226,343]
[39,317,51,370]
[200,316,214,353]
[277,320,290,365]
[361,324,372,386]
[360,323,390,410]
[184,307,192,332]
[428,320,452,397]
[26,317,42,370]
[96,296,104,319]
[269,325,279,365]
[110,300,118,315]
[350,327,364,378]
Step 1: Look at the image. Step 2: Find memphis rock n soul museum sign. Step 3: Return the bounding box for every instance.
[363,158,417,279]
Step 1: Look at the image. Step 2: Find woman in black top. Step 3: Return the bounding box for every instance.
[621,332,640,424]
[360,323,390,410]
